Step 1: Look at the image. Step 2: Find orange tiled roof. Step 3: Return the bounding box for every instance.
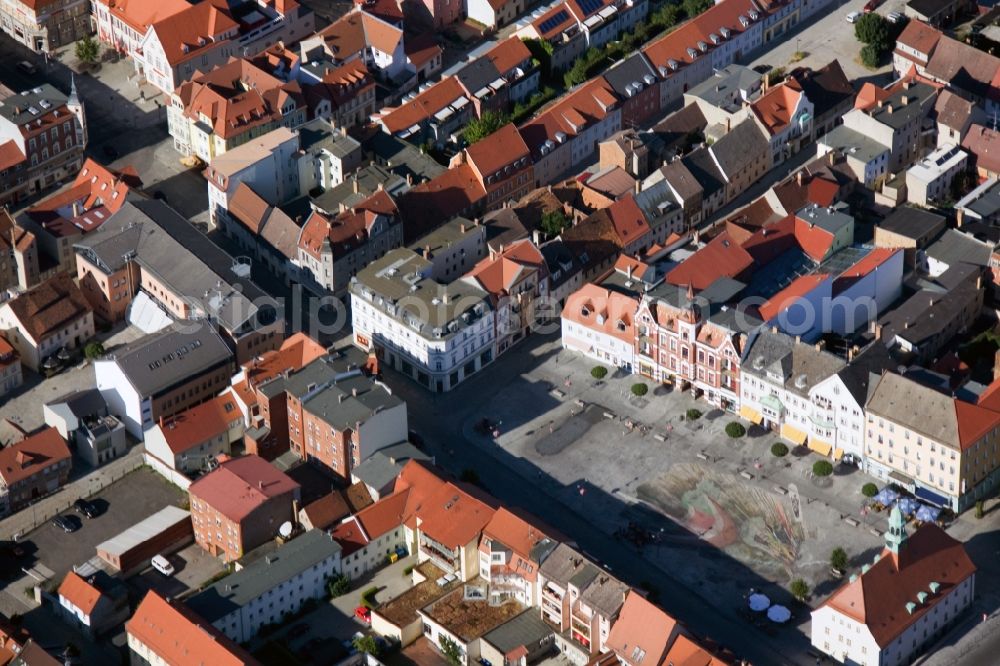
[400,164,487,239]
[750,79,803,136]
[379,77,467,134]
[404,32,441,69]
[27,159,141,238]
[662,634,731,666]
[0,427,70,487]
[126,591,259,665]
[666,231,755,291]
[395,461,496,549]
[58,572,102,616]
[464,123,530,183]
[895,19,942,59]
[297,189,398,260]
[98,0,190,35]
[316,10,403,63]
[157,394,240,455]
[758,274,828,321]
[465,239,545,296]
[643,0,760,74]
[241,332,327,390]
[606,590,679,666]
[604,194,651,247]
[519,78,618,158]
[562,283,638,346]
[150,0,238,67]
[0,141,26,172]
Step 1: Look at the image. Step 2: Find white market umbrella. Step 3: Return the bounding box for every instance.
[748,593,770,612]
[767,605,791,623]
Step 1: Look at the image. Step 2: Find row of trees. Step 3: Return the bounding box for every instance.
[854,13,907,68]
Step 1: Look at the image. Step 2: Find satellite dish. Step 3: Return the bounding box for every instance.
[279,521,293,538]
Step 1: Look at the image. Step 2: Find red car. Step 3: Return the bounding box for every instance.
[355,606,371,623]
[863,0,881,11]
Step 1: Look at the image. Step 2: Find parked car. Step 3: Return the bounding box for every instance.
[862,0,881,11]
[887,11,903,23]
[151,554,175,576]
[73,499,98,519]
[51,515,80,533]
[354,606,371,624]
[846,10,861,21]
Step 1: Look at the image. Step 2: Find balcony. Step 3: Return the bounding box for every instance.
[419,538,458,571]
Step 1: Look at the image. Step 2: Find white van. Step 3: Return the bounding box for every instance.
[151,555,175,576]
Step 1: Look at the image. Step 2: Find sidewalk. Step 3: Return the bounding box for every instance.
[3,447,144,541]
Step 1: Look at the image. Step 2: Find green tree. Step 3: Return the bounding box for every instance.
[771,442,789,457]
[813,460,834,477]
[75,35,100,65]
[862,482,878,498]
[725,422,746,438]
[463,110,509,144]
[326,574,350,598]
[83,341,105,359]
[631,383,648,397]
[766,66,786,86]
[790,578,810,601]
[976,499,985,519]
[860,43,883,69]
[439,636,463,666]
[855,13,889,45]
[651,3,681,29]
[591,366,608,379]
[682,0,713,18]
[685,408,702,421]
[353,635,381,657]
[360,586,378,609]
[540,209,569,236]
[830,547,849,572]
[522,38,553,78]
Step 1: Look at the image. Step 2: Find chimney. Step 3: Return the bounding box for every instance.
[849,344,860,362]
[532,229,542,245]
[956,208,964,227]
[352,176,359,193]
[795,335,801,343]
[901,95,909,106]
[796,170,803,186]
[886,104,894,114]
[460,222,466,234]
[828,151,836,166]
[877,100,884,109]
[159,415,164,428]
[771,325,778,334]
[726,116,731,133]
[442,291,450,304]
[377,181,384,191]
[406,173,413,186]
[634,179,640,195]
[815,340,825,351]
[72,201,81,218]
[339,125,347,137]
[352,387,358,397]
[994,348,1000,380]
[258,480,264,489]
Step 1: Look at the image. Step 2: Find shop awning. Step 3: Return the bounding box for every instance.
[889,471,914,487]
[832,448,844,461]
[915,485,950,508]
[740,405,763,425]
[807,437,832,457]
[781,423,808,446]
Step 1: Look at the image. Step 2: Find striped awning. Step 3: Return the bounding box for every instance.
[808,437,833,457]
[780,423,808,446]
[740,405,763,425]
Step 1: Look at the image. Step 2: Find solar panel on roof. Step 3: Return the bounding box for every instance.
[576,0,603,15]
[538,9,570,33]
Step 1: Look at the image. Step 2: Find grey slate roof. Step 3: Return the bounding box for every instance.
[482,609,555,653]
[579,570,628,617]
[681,147,725,197]
[796,203,853,236]
[820,125,889,164]
[685,64,762,112]
[709,118,768,180]
[0,84,68,125]
[602,53,659,99]
[103,322,234,398]
[863,82,937,130]
[74,200,277,333]
[269,348,372,400]
[538,543,591,587]
[454,58,504,99]
[366,131,446,183]
[44,388,107,419]
[298,118,361,158]
[351,441,429,493]
[742,329,846,397]
[301,373,404,432]
[878,206,947,241]
[925,228,992,269]
[866,372,959,446]
[186,530,342,622]
[836,342,896,406]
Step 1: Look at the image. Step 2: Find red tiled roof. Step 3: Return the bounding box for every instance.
[464,124,530,183]
[792,214,836,261]
[604,194,651,247]
[955,399,1000,449]
[519,78,618,159]
[642,0,759,74]
[354,0,403,24]
[240,332,327,391]
[157,394,240,455]
[663,635,730,666]
[126,591,259,665]
[315,10,403,63]
[666,231,754,290]
[298,189,398,260]
[606,590,679,666]
[758,274,828,321]
[0,427,70,487]
[400,164,487,240]
[832,248,900,293]
[484,37,532,75]
[58,572,102,616]
[962,124,1000,174]
[188,455,299,523]
[895,19,942,59]
[96,0,190,36]
[177,57,303,140]
[301,491,351,531]
[404,32,441,69]
[0,141,26,172]
[822,524,975,647]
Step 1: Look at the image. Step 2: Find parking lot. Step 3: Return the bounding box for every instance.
[747,0,897,82]
[11,467,186,585]
[129,542,227,601]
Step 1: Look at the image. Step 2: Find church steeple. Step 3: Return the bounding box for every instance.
[885,504,909,555]
[66,74,87,150]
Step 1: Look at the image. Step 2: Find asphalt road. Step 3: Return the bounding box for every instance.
[382,332,811,666]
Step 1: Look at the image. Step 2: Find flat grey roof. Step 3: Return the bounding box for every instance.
[408,217,482,255]
[685,64,761,112]
[101,322,233,398]
[352,441,429,492]
[820,125,889,164]
[878,206,946,240]
[482,609,554,653]
[97,506,191,558]
[298,118,361,158]
[186,530,342,622]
